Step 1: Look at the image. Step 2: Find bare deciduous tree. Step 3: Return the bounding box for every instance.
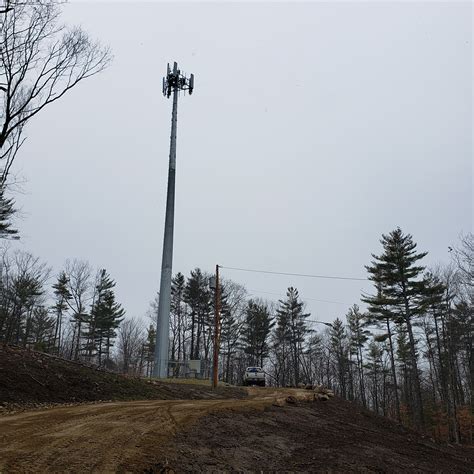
[0,0,111,185]
[63,259,92,360]
[452,233,474,288]
[117,318,145,375]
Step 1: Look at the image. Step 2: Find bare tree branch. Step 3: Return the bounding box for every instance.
[0,0,111,186]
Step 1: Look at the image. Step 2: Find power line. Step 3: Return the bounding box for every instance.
[220,265,368,282]
[247,288,350,305]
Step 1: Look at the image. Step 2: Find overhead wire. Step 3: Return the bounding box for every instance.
[246,288,350,305]
[220,265,368,282]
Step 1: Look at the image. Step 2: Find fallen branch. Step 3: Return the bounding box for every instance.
[26,373,45,387]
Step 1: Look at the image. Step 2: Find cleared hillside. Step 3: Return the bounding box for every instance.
[0,344,245,409]
[0,345,472,472]
[151,397,474,473]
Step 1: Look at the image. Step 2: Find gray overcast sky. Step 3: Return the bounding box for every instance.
[10,1,472,323]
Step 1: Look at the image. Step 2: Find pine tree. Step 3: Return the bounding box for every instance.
[275,287,310,386]
[363,268,402,422]
[365,339,384,414]
[329,317,349,397]
[0,188,17,239]
[144,324,156,377]
[242,299,274,368]
[346,304,370,405]
[397,328,414,423]
[305,332,325,386]
[11,272,43,346]
[88,269,125,366]
[364,228,431,429]
[30,306,55,352]
[51,271,71,354]
[423,272,454,431]
[184,268,211,360]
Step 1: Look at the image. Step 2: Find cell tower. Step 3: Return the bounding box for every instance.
[153,62,194,378]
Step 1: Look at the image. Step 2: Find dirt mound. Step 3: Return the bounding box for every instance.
[150,398,474,473]
[0,345,245,408]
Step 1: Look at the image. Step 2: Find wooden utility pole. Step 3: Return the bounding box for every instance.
[212,264,221,389]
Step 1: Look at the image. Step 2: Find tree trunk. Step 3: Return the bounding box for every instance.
[404,315,425,429]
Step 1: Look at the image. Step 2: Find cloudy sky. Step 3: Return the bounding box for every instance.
[11,1,472,324]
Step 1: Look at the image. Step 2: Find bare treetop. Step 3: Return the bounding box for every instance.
[0,0,111,186]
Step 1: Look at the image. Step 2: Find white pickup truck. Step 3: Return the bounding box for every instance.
[243,367,266,387]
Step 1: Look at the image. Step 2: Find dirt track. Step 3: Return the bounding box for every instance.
[0,388,301,472]
[1,388,473,473]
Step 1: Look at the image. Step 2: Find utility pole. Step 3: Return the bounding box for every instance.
[153,62,194,378]
[212,264,221,388]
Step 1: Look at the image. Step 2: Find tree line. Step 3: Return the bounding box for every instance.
[148,229,471,444]
[0,252,126,366]
[0,233,470,441]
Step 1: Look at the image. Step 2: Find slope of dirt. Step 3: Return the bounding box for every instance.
[0,345,245,408]
[1,345,472,472]
[0,389,472,473]
[151,397,474,473]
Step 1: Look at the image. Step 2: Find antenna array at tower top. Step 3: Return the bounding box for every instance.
[162,61,194,98]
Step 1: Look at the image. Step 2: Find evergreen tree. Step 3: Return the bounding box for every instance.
[0,188,17,239]
[11,271,43,346]
[184,268,211,360]
[88,269,125,366]
[396,328,414,423]
[275,287,310,386]
[30,306,55,352]
[346,304,370,405]
[305,332,325,386]
[365,339,383,413]
[363,269,402,422]
[144,324,156,377]
[51,271,72,354]
[329,317,349,397]
[242,299,274,367]
[364,228,432,429]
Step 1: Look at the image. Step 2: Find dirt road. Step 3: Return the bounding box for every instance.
[0,388,303,472]
[1,388,472,473]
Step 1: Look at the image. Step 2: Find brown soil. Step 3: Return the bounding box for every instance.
[0,390,472,473]
[154,397,474,473]
[1,346,472,472]
[0,345,245,409]
[0,396,279,472]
